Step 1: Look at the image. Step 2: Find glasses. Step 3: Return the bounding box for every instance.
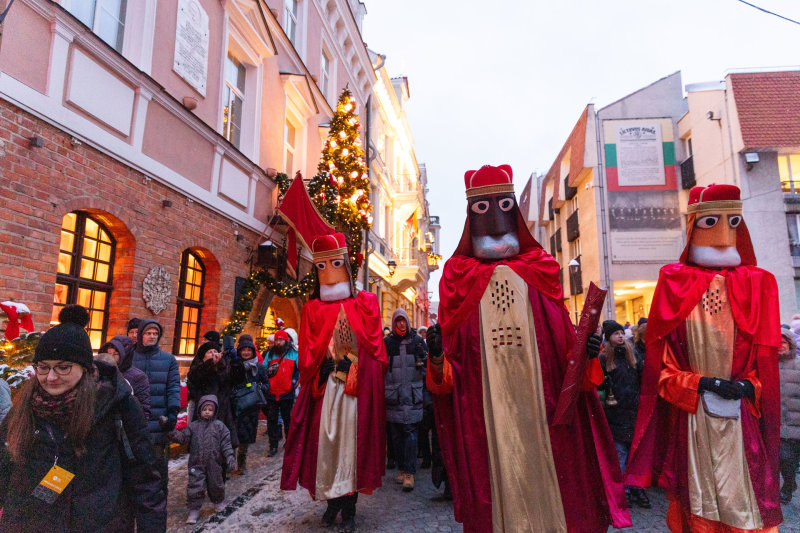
[34,363,76,376]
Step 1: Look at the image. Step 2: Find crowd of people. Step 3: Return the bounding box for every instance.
[0,301,798,530]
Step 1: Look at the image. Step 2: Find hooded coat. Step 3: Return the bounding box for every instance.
[0,361,166,532]
[169,395,236,508]
[102,336,151,421]
[231,336,269,445]
[132,319,181,445]
[384,309,427,425]
[187,343,241,449]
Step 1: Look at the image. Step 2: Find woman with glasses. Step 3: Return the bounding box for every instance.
[0,305,166,532]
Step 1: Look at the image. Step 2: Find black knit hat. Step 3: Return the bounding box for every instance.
[602,320,624,341]
[127,317,141,333]
[637,317,648,326]
[34,304,94,367]
[203,330,221,347]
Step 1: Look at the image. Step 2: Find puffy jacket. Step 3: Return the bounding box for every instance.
[187,348,240,449]
[102,336,151,421]
[384,309,427,425]
[132,319,181,445]
[780,354,800,440]
[600,346,642,444]
[0,361,166,532]
[231,337,269,445]
[266,348,299,401]
[169,395,235,471]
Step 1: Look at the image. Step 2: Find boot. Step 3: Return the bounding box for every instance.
[632,488,651,509]
[269,445,279,457]
[394,471,405,484]
[234,449,247,476]
[403,472,414,492]
[322,502,339,526]
[186,509,200,524]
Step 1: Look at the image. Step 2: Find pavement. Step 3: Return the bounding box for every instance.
[166,422,800,532]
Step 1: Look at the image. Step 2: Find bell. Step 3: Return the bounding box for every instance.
[605,386,618,407]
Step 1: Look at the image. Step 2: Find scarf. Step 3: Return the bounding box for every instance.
[31,384,78,429]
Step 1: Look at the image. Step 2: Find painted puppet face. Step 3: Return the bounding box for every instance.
[468,193,520,259]
[316,255,352,302]
[688,210,743,268]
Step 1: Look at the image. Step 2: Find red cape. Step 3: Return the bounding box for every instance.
[435,252,631,532]
[625,263,782,527]
[280,291,387,498]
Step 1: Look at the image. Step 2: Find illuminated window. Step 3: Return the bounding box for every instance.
[53,211,115,350]
[222,54,245,148]
[778,154,800,194]
[173,250,205,357]
[68,0,127,53]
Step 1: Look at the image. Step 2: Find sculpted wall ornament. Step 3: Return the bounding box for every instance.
[142,266,172,315]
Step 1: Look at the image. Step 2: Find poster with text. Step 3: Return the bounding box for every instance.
[615,124,665,187]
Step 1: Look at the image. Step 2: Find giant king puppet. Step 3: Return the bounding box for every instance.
[625,184,782,532]
[425,164,631,532]
[281,232,387,532]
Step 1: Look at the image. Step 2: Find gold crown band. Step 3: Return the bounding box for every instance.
[687,200,742,214]
[313,247,348,261]
[465,183,515,198]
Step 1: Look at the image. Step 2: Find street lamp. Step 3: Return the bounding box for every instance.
[568,258,580,324]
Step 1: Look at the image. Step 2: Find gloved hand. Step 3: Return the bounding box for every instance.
[586,333,602,359]
[337,354,353,374]
[736,379,755,400]
[165,412,178,431]
[426,323,443,359]
[698,377,744,400]
[318,357,335,387]
[227,457,237,471]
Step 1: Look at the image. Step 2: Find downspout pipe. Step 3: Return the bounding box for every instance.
[593,107,613,318]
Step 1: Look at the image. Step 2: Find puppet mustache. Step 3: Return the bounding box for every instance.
[320,280,352,302]
[472,233,520,259]
[688,245,741,268]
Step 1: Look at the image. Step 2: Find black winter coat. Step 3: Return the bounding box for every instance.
[132,319,181,445]
[600,348,642,444]
[231,358,269,445]
[187,356,241,449]
[103,335,151,421]
[384,327,427,425]
[0,362,166,532]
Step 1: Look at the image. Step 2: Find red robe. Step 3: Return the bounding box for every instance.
[624,263,782,528]
[433,248,631,533]
[280,291,387,498]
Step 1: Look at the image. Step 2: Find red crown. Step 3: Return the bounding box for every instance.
[312,232,348,260]
[687,184,742,213]
[464,164,515,198]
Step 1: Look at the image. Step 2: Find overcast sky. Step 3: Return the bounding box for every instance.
[361,0,800,301]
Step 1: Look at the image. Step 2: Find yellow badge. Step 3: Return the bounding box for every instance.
[40,464,74,494]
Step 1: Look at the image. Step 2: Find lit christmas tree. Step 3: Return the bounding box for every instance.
[307,87,373,273]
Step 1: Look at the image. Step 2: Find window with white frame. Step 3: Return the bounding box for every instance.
[320,48,332,101]
[284,0,299,46]
[284,120,297,175]
[68,0,127,53]
[222,54,246,148]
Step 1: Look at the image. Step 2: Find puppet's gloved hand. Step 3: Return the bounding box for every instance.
[318,357,335,387]
[426,323,443,359]
[586,334,602,359]
[736,379,755,400]
[698,377,744,400]
[337,354,353,375]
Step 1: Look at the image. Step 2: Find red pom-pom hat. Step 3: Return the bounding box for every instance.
[312,232,348,260]
[464,164,515,198]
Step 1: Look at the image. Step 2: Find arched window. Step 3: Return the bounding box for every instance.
[174,250,205,358]
[52,211,115,350]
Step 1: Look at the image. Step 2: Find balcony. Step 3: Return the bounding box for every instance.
[564,175,577,200]
[566,210,580,242]
[391,247,424,291]
[555,228,562,253]
[782,179,800,195]
[681,156,696,190]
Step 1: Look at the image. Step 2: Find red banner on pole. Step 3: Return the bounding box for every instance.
[276,172,334,251]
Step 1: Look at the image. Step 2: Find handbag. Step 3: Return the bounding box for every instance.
[234,381,267,415]
[701,391,740,419]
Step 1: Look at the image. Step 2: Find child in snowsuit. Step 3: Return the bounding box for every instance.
[169,394,236,524]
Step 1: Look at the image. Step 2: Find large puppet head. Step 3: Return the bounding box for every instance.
[681,184,756,268]
[312,232,355,302]
[454,164,541,259]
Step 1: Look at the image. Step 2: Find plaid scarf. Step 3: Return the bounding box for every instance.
[31,384,78,429]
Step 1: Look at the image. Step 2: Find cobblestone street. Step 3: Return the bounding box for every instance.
[165,423,800,532]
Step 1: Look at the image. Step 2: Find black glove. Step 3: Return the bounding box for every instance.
[426,323,443,358]
[586,333,602,359]
[318,357,335,387]
[736,379,755,400]
[337,355,353,375]
[698,377,744,400]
